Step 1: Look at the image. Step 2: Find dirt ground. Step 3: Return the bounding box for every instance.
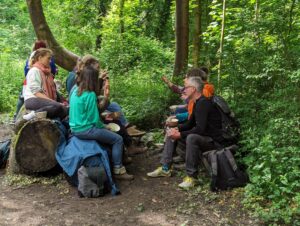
[0,123,259,226]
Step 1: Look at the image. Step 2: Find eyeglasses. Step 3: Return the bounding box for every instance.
[184,85,195,90]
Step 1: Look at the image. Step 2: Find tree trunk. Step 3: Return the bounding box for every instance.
[26,0,79,71]
[95,1,106,49]
[173,0,189,76]
[217,0,226,92]
[204,0,211,67]
[192,0,202,68]
[9,119,61,174]
[119,0,125,34]
[156,0,172,41]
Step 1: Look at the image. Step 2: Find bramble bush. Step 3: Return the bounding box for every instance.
[235,77,300,224]
[99,33,178,128]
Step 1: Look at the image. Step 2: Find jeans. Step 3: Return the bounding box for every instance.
[104,119,132,147]
[73,127,123,168]
[106,102,128,127]
[160,134,216,178]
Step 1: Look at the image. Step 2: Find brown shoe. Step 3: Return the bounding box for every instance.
[126,126,146,137]
[114,173,134,180]
[126,146,147,156]
[113,166,134,180]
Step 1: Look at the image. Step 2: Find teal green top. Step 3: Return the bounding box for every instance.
[69,86,105,133]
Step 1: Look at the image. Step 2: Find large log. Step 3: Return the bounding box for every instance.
[9,119,61,174]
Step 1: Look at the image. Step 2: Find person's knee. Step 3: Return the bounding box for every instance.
[109,102,122,111]
[114,133,123,144]
[186,134,201,145]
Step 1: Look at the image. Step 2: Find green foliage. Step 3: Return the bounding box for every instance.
[100,33,174,73]
[100,33,175,128]
[201,0,300,223]
[0,0,34,58]
[0,55,24,113]
[42,0,103,54]
[0,0,300,224]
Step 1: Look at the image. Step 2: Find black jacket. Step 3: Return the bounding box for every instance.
[178,96,224,143]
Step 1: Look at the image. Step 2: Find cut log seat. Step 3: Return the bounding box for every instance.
[8,118,61,174]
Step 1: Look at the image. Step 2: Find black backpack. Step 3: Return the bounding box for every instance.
[77,165,107,198]
[203,146,249,191]
[212,96,240,144]
[0,139,11,169]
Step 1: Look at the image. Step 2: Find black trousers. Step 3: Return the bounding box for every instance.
[161,134,217,178]
[25,97,67,120]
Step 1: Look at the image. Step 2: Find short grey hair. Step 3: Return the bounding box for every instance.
[187,77,205,92]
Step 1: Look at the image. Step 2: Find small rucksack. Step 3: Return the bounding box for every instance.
[212,96,240,144]
[77,165,106,198]
[205,147,248,191]
[0,139,11,169]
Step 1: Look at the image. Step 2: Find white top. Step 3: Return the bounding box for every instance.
[23,67,43,100]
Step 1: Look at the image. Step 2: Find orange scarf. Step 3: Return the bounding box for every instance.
[33,62,57,101]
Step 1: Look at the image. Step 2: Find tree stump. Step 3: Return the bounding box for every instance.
[8,118,61,174]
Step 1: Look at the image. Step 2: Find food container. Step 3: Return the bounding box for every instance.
[106,123,120,132]
[167,118,178,127]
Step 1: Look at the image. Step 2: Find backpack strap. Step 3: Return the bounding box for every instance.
[224,148,238,171]
[209,150,218,176]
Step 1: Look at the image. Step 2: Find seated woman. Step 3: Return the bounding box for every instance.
[14,40,58,121]
[68,55,146,155]
[66,55,146,136]
[23,48,67,120]
[69,65,133,180]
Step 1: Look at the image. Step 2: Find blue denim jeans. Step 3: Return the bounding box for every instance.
[106,102,128,127]
[73,127,123,168]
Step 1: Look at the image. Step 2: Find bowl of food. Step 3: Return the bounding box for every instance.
[167,118,178,127]
[106,123,120,132]
[169,105,178,113]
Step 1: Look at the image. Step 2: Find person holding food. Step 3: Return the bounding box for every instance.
[69,65,133,181]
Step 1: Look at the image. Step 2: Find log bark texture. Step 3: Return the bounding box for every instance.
[9,119,60,174]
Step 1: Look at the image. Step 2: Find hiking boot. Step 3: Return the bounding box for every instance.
[147,166,171,178]
[113,166,134,180]
[127,126,146,137]
[126,145,147,156]
[173,163,186,170]
[178,176,195,189]
[173,155,184,163]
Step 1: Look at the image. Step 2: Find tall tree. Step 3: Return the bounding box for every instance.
[192,0,202,67]
[119,0,125,34]
[156,0,172,41]
[173,0,189,76]
[217,0,226,91]
[26,0,78,71]
[95,0,111,50]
